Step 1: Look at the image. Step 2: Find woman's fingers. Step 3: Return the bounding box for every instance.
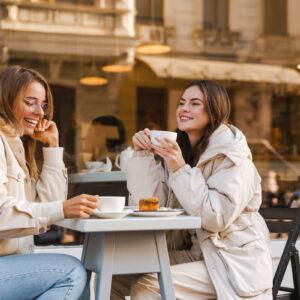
[44,120,52,130]
[153,138,176,152]
[133,135,147,150]
[164,137,179,150]
[63,194,98,218]
[37,118,48,131]
[80,205,97,217]
[133,134,147,148]
[144,128,151,137]
[35,119,42,132]
[154,148,167,158]
[81,194,98,208]
[133,131,151,150]
[81,195,98,209]
[139,133,152,149]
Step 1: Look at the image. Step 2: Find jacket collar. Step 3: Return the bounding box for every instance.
[197,124,252,167]
[0,117,19,138]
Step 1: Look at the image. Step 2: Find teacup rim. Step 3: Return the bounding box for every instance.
[98,196,125,199]
[151,130,177,134]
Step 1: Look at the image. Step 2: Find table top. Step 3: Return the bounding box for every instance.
[55,215,201,233]
[69,171,126,183]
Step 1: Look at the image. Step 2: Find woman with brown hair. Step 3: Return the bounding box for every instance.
[124,80,273,299]
[0,66,98,299]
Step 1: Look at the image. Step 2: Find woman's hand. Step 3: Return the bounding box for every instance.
[152,137,186,172]
[30,119,59,147]
[63,194,98,218]
[132,128,152,151]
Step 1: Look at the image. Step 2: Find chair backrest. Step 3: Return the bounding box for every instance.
[259,207,300,233]
[259,207,300,299]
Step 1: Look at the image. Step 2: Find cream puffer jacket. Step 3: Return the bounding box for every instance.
[0,121,67,256]
[126,124,273,299]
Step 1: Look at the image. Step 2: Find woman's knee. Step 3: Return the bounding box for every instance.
[47,253,87,297]
[60,254,87,287]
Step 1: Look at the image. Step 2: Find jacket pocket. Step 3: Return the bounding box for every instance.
[6,164,25,182]
[0,238,19,256]
[217,237,272,297]
[6,164,25,197]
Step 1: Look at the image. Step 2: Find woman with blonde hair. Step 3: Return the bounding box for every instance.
[124,80,273,299]
[0,66,98,299]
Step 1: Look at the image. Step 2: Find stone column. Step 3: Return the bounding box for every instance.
[0,46,9,73]
[287,0,300,36]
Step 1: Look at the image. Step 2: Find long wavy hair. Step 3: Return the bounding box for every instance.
[0,66,54,179]
[176,80,231,166]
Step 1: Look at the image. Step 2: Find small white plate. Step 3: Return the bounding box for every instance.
[93,209,133,219]
[131,209,184,218]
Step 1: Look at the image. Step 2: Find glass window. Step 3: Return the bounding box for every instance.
[54,0,95,6]
[136,0,163,25]
[264,0,287,35]
[203,0,228,30]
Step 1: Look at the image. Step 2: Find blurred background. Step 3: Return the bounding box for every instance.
[1,0,299,243]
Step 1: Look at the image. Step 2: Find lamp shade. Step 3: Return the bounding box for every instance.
[102,64,133,73]
[79,76,108,86]
[136,44,171,55]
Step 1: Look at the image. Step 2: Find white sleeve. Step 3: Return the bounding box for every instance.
[34,147,68,203]
[126,150,169,206]
[0,140,64,239]
[169,157,260,232]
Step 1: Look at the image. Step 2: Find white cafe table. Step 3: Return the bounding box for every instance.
[55,215,201,300]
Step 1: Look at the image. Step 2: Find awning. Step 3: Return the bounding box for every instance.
[137,55,300,85]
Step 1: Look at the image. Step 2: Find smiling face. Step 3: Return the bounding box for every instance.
[176,85,210,144]
[12,81,46,136]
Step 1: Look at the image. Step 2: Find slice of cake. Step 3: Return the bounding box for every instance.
[139,198,159,211]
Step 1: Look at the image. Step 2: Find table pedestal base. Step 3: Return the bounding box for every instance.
[80,230,175,300]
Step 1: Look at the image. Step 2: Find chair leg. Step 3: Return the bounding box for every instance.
[290,244,300,298]
[273,249,292,298]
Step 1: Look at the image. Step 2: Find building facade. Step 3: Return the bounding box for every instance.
[0,0,299,204]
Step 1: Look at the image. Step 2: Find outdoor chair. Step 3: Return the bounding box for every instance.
[288,190,300,208]
[259,207,300,300]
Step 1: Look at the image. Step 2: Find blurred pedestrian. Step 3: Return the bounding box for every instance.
[262,170,286,207]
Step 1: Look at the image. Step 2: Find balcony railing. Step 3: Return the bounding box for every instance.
[194,28,241,56]
[0,0,135,37]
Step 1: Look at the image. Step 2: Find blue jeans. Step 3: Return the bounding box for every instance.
[0,253,87,300]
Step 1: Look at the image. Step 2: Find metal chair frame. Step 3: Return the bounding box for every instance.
[259,208,300,300]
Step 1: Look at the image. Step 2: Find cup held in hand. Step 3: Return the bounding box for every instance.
[150,130,177,147]
[98,196,125,212]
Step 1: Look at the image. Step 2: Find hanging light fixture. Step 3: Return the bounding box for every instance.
[80,60,108,86]
[102,64,132,73]
[136,1,171,55]
[79,76,108,86]
[297,64,300,70]
[136,44,171,55]
[102,50,134,73]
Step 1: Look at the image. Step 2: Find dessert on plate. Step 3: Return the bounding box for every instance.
[139,198,159,211]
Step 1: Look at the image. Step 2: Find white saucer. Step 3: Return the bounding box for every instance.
[131,209,184,218]
[93,209,133,219]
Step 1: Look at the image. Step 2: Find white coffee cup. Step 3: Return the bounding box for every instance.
[151,130,178,146]
[85,161,104,169]
[98,196,125,212]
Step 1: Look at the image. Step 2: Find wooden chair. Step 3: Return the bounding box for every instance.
[259,207,300,299]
